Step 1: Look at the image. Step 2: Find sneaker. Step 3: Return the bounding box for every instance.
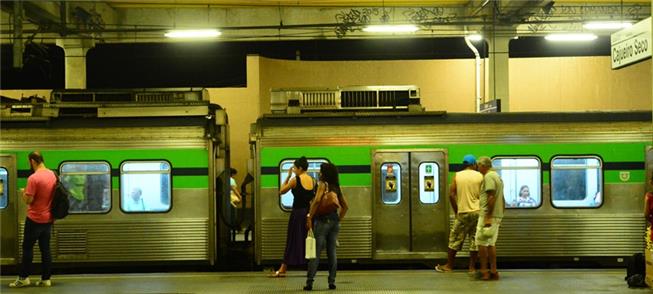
[9,277,31,288]
[303,284,313,291]
[329,284,336,290]
[36,279,52,287]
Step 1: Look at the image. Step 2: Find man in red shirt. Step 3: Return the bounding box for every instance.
[10,151,57,288]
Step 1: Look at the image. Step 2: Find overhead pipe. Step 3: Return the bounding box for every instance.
[464,35,483,113]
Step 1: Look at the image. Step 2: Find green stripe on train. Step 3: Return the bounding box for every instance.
[6,149,209,169]
[16,176,208,189]
[260,142,646,188]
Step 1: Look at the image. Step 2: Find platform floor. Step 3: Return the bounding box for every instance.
[0,269,644,293]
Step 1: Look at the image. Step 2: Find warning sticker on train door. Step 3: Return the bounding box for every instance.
[424,176,434,192]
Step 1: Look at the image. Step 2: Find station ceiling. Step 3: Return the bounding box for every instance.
[0,1,651,42]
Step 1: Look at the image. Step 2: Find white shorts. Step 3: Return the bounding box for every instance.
[475,215,502,247]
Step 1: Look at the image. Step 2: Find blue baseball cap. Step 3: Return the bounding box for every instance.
[462,154,476,165]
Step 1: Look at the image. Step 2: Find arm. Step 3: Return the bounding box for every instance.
[22,190,34,205]
[449,174,458,215]
[279,168,296,195]
[306,182,327,230]
[231,185,242,201]
[483,190,497,226]
[338,194,349,221]
[645,193,652,224]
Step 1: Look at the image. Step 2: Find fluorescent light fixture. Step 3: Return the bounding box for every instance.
[583,21,633,30]
[544,33,597,42]
[164,29,221,38]
[363,25,419,33]
[465,34,483,41]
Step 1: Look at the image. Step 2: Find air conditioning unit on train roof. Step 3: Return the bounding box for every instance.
[270,85,422,114]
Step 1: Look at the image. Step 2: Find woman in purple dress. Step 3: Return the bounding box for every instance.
[271,156,315,277]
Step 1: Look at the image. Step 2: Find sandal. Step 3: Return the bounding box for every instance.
[434,264,452,273]
[269,270,286,278]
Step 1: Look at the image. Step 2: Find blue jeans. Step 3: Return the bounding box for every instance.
[19,217,52,280]
[306,213,339,286]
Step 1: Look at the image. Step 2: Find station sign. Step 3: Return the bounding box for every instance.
[611,17,651,69]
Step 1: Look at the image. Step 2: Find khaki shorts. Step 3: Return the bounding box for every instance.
[448,212,479,252]
[475,215,502,247]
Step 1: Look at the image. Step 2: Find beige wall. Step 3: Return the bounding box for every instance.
[258,57,477,113]
[510,57,652,112]
[208,55,261,183]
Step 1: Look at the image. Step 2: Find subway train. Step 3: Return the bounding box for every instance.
[251,86,651,266]
[1,86,650,272]
[0,89,239,269]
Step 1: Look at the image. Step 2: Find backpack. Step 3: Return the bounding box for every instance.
[625,253,647,288]
[51,179,71,219]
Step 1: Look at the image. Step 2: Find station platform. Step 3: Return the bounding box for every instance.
[0,269,640,293]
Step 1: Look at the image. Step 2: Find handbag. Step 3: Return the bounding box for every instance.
[316,182,340,216]
[305,229,316,259]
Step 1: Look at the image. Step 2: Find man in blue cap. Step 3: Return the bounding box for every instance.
[435,154,483,274]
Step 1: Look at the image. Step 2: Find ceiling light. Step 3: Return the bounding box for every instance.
[583,22,633,30]
[466,34,483,41]
[544,33,598,42]
[362,25,419,33]
[164,29,221,38]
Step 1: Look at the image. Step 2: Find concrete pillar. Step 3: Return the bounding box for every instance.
[12,1,23,69]
[486,31,512,112]
[56,38,95,89]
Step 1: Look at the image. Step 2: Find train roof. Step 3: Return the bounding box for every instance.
[258,111,652,127]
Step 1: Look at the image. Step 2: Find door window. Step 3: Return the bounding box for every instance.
[381,163,401,204]
[418,162,439,204]
[0,167,7,209]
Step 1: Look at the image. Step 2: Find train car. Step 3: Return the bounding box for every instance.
[0,89,236,268]
[251,86,651,265]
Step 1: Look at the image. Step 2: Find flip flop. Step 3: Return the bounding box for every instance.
[435,264,452,273]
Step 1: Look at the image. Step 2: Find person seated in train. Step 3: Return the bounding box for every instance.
[435,154,483,274]
[270,156,315,278]
[125,187,146,211]
[513,185,536,208]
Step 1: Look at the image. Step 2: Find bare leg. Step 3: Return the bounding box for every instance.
[468,251,478,272]
[489,246,497,273]
[444,248,457,270]
[478,246,489,279]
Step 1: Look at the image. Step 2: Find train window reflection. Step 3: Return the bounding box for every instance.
[60,162,111,213]
[551,156,603,208]
[0,167,7,209]
[120,161,171,213]
[279,159,327,211]
[418,162,439,204]
[493,157,541,209]
[381,163,401,205]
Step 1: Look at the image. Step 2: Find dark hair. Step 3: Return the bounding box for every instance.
[294,156,308,171]
[28,151,44,164]
[320,163,342,199]
[230,168,238,176]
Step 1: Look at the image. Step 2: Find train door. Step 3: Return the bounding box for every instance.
[373,150,449,259]
[0,154,17,265]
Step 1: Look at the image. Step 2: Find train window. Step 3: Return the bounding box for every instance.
[279,159,327,211]
[60,162,111,213]
[120,161,171,213]
[381,163,401,205]
[418,162,439,204]
[0,167,7,209]
[493,157,541,209]
[551,156,603,208]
